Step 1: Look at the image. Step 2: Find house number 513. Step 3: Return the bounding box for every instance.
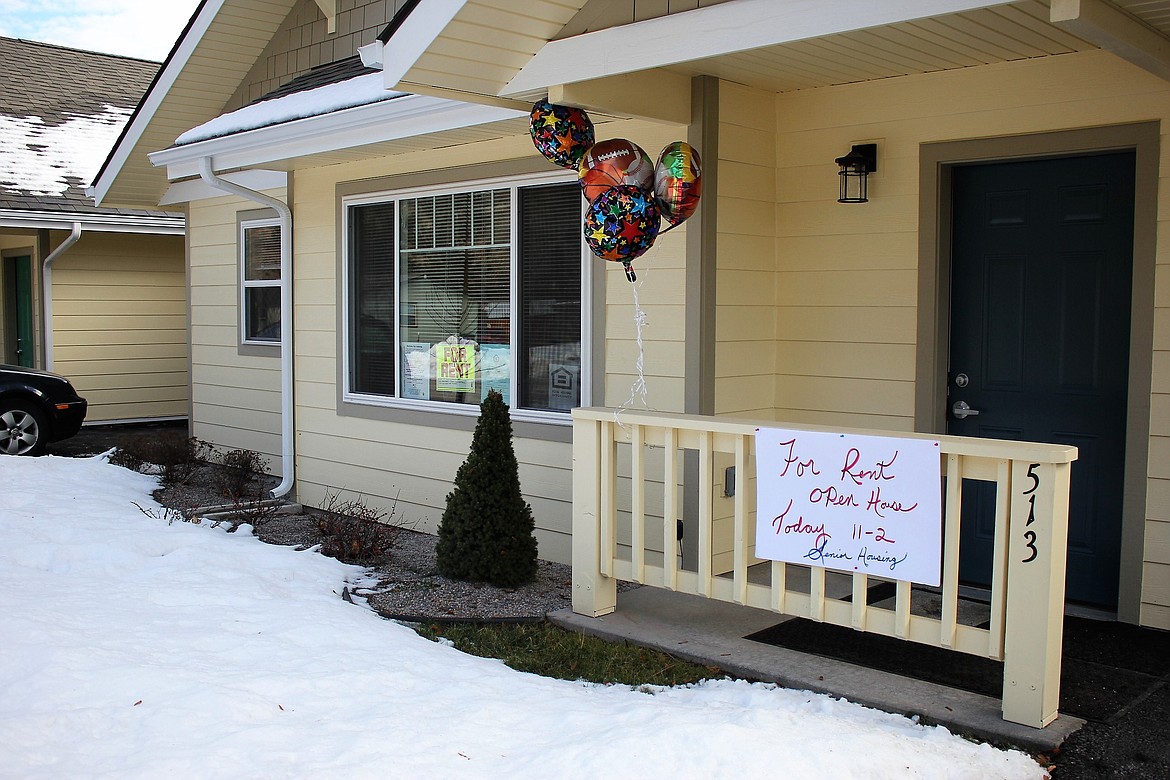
[1021,463,1040,564]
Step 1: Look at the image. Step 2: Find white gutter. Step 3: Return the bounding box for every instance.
[41,222,82,372]
[0,209,184,234]
[198,157,294,499]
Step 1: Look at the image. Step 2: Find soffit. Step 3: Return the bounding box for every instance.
[98,0,297,209]
[394,0,1170,103]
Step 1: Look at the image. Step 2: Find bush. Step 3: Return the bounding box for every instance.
[110,431,208,485]
[315,490,397,563]
[435,389,538,588]
[215,448,270,500]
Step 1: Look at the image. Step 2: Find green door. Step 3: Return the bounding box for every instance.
[4,256,35,367]
[949,152,1135,609]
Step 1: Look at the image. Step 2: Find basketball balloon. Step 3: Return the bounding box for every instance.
[582,184,660,263]
[529,99,595,169]
[653,141,703,226]
[578,138,654,203]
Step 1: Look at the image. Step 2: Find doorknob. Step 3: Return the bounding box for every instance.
[952,400,980,419]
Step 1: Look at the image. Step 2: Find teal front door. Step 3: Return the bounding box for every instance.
[948,152,1135,609]
[4,256,35,367]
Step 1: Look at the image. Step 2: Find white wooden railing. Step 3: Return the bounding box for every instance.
[571,407,1076,729]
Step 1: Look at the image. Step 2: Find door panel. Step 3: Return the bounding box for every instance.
[4,256,34,367]
[950,152,1134,608]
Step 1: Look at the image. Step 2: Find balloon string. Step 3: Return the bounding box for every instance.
[614,265,650,431]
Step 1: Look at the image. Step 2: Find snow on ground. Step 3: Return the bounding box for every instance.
[0,454,1046,779]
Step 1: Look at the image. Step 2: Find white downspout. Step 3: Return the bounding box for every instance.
[42,222,82,372]
[198,158,294,499]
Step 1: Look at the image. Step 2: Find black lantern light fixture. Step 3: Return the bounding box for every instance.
[834,143,877,203]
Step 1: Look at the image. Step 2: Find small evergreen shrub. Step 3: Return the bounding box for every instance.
[315,490,397,563]
[435,389,538,588]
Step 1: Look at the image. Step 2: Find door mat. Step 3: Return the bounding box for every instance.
[745,615,1170,723]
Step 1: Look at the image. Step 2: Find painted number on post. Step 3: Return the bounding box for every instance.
[1021,463,1040,564]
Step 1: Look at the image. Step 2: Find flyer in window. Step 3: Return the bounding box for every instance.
[436,343,475,392]
[402,342,430,400]
[479,344,509,404]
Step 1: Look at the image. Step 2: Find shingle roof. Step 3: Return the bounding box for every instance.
[0,37,172,218]
[253,55,377,104]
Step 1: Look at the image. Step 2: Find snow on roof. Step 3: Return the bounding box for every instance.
[0,104,133,197]
[175,71,406,146]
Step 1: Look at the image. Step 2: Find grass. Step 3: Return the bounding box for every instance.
[415,620,726,688]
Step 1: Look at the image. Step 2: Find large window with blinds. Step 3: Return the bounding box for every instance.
[240,217,281,343]
[345,176,584,416]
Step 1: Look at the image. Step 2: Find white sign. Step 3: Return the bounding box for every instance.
[754,427,943,586]
[402,342,430,400]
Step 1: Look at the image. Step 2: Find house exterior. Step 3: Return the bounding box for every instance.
[0,38,187,423]
[96,0,1170,632]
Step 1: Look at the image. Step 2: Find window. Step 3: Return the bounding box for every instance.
[241,218,281,343]
[345,175,584,418]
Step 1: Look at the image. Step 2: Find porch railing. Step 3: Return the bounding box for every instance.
[571,407,1076,729]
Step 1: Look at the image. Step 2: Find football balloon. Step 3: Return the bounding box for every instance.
[578,139,654,203]
[529,99,595,169]
[582,184,660,263]
[653,141,703,226]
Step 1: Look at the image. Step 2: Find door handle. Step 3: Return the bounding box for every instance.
[952,400,980,419]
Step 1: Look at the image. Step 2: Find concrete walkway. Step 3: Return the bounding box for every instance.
[549,587,1082,754]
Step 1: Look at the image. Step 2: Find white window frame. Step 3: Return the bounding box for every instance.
[341,170,590,425]
[239,216,282,345]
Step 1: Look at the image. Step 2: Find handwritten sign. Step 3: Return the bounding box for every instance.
[754,427,942,586]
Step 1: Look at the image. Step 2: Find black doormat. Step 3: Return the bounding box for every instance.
[745,615,1170,723]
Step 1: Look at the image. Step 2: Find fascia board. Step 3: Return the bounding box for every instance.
[0,209,185,234]
[503,0,1016,96]
[381,0,468,90]
[151,95,526,179]
[91,0,227,206]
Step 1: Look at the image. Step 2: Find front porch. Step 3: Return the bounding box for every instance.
[569,406,1079,733]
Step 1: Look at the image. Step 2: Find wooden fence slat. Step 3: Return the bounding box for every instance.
[662,427,678,591]
[733,434,748,605]
[940,453,962,649]
[631,424,646,583]
[698,430,713,598]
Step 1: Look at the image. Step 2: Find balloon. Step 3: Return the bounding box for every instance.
[582,184,660,263]
[578,138,655,203]
[653,141,703,226]
[529,99,594,169]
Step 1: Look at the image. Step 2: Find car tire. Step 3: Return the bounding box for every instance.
[0,401,47,456]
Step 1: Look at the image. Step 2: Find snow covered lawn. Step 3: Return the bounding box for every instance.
[0,454,1046,779]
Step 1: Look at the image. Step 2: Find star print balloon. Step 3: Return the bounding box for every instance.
[653,141,703,226]
[583,184,661,263]
[529,99,595,170]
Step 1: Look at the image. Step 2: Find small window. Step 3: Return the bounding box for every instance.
[241,218,281,343]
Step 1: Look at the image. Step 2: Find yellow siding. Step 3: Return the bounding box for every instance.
[49,232,187,422]
[188,193,284,463]
[715,82,777,417]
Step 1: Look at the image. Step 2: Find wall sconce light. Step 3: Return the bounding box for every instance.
[835,143,877,203]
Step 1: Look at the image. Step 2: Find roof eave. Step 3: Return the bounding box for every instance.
[0,208,185,234]
[150,94,527,179]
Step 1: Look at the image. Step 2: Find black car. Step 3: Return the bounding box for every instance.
[0,364,88,456]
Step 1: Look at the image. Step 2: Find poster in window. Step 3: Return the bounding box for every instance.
[754,427,943,587]
[479,344,510,405]
[548,364,579,411]
[437,343,475,392]
[402,342,430,400]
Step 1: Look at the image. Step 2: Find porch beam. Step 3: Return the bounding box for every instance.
[549,70,691,124]
[1051,0,1170,83]
[502,0,1015,97]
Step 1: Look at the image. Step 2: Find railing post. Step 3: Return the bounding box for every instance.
[1001,459,1072,728]
[572,413,617,617]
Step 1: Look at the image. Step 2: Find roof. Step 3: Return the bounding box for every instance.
[0,37,175,221]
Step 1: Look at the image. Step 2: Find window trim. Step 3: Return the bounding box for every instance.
[238,213,283,350]
[340,169,589,425]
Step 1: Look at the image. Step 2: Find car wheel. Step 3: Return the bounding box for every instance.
[0,402,47,456]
